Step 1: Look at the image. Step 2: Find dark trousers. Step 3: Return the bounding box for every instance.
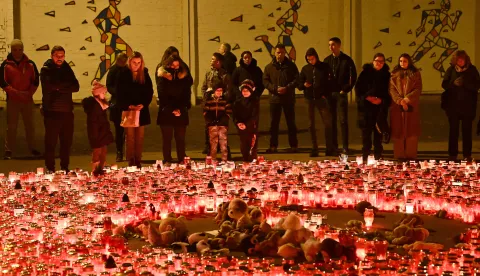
[238,127,258,162]
[114,121,124,154]
[307,98,334,152]
[44,111,74,171]
[361,127,383,158]
[330,92,349,150]
[161,125,186,162]
[448,113,473,158]
[269,102,298,148]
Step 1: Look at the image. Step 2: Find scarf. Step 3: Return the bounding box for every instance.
[455,64,469,73]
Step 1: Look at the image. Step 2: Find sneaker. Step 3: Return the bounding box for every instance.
[31,150,42,157]
[3,151,12,160]
[309,149,319,157]
[116,151,123,162]
[265,147,278,154]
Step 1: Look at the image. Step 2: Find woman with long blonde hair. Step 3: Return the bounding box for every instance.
[116,51,154,168]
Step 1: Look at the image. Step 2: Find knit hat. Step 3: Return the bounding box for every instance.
[91,80,107,96]
[239,83,254,95]
[240,79,255,91]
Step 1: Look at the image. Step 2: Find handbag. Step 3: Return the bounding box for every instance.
[120,110,140,127]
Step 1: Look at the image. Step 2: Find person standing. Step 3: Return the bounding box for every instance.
[263,44,299,153]
[323,37,357,154]
[156,55,192,163]
[231,51,264,99]
[219,43,237,75]
[298,47,335,157]
[116,51,154,168]
[106,52,128,162]
[389,53,422,161]
[233,82,259,162]
[40,45,80,172]
[442,50,480,161]
[0,39,41,160]
[355,53,391,160]
[201,53,231,154]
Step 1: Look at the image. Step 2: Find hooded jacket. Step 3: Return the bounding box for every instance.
[201,67,231,100]
[40,59,80,113]
[263,57,299,104]
[223,51,238,75]
[116,67,154,126]
[156,65,193,126]
[203,86,232,127]
[232,58,264,99]
[298,48,334,100]
[441,63,480,118]
[323,51,357,93]
[233,85,259,129]
[82,96,114,148]
[0,53,39,103]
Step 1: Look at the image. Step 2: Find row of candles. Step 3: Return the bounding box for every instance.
[0,156,479,274]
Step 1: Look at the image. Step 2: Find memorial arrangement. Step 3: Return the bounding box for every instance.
[2,156,480,275]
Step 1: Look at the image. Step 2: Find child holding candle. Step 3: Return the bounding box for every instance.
[233,80,259,162]
[203,84,232,162]
[82,80,114,172]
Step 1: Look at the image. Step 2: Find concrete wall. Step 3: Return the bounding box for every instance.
[1,0,478,102]
[0,0,15,100]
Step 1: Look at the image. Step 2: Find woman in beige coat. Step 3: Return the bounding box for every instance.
[389,53,422,161]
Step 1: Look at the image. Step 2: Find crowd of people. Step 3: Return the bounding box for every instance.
[0,38,479,172]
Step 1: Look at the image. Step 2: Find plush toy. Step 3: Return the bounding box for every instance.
[346,220,364,232]
[225,231,248,250]
[215,202,230,225]
[208,238,226,250]
[249,208,264,225]
[394,214,424,228]
[301,238,321,262]
[188,232,209,245]
[171,242,189,254]
[196,240,211,254]
[278,213,305,246]
[158,214,188,242]
[392,217,429,245]
[253,231,281,257]
[403,241,444,253]
[318,238,356,262]
[277,243,300,259]
[218,221,234,237]
[227,199,253,230]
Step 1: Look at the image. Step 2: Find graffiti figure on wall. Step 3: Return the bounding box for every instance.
[412,0,462,77]
[255,0,308,63]
[93,0,133,81]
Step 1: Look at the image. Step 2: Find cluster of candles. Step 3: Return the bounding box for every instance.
[1,156,480,274]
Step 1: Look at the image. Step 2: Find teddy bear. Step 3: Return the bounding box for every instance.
[301,238,322,262]
[253,230,281,257]
[277,243,300,259]
[278,213,312,246]
[346,220,364,233]
[158,214,188,243]
[403,241,444,254]
[249,207,264,225]
[215,202,230,225]
[217,221,234,237]
[227,199,253,231]
[392,217,429,245]
[188,232,210,245]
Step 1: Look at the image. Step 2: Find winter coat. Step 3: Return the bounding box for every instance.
[389,69,422,139]
[233,96,259,130]
[298,48,334,100]
[231,58,264,99]
[156,65,193,126]
[441,64,480,118]
[263,57,299,104]
[106,64,127,122]
[223,51,237,75]
[323,52,357,93]
[82,96,114,149]
[116,68,154,127]
[201,67,232,100]
[355,63,391,129]
[40,59,80,113]
[0,53,39,103]
[203,92,232,127]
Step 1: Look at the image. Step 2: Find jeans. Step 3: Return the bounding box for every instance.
[307,98,334,152]
[330,92,349,150]
[125,126,145,167]
[160,125,186,162]
[44,111,74,171]
[447,113,473,158]
[5,100,36,154]
[92,146,107,171]
[208,126,228,161]
[269,102,298,148]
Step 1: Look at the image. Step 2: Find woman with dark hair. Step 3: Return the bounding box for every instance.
[442,50,480,161]
[116,51,154,168]
[389,53,422,161]
[355,53,391,160]
[156,55,193,163]
[231,51,264,99]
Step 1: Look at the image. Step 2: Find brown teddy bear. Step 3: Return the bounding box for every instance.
[278,213,312,246]
[158,213,188,243]
[227,199,253,231]
[392,217,429,245]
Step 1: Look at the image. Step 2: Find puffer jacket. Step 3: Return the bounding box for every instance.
[203,92,232,127]
[0,53,39,102]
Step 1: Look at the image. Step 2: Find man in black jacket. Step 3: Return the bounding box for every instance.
[298,48,335,157]
[324,37,357,155]
[40,45,80,172]
[263,44,299,153]
[106,53,128,162]
[219,43,237,75]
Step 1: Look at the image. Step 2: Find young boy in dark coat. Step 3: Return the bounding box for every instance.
[203,84,232,162]
[82,80,114,172]
[233,80,259,162]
